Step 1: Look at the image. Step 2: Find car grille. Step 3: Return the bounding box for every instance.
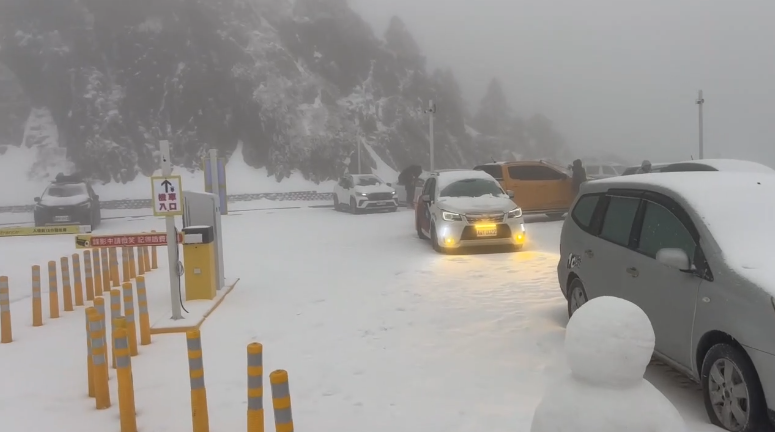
[367,192,394,201]
[460,224,512,240]
[464,212,505,224]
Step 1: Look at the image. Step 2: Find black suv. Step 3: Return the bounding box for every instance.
[33,174,102,229]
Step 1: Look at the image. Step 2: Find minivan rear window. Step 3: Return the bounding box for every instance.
[571,195,600,229]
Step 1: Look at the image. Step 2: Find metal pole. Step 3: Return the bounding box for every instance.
[209,149,220,209]
[160,140,182,320]
[696,90,704,159]
[357,137,361,174]
[429,100,435,172]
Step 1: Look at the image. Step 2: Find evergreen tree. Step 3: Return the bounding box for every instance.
[384,16,424,71]
[472,78,511,136]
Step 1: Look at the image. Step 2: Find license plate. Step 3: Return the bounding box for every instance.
[475,225,497,237]
[54,216,71,222]
[376,202,388,206]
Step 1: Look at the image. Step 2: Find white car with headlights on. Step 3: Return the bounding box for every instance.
[415,169,526,253]
[333,174,398,213]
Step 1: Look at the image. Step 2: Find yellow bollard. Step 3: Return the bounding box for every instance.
[247,343,264,432]
[129,248,137,279]
[270,370,294,432]
[143,246,151,272]
[135,277,151,346]
[100,248,110,294]
[61,257,74,312]
[84,250,95,301]
[72,253,84,307]
[113,325,137,432]
[151,231,158,269]
[87,307,111,409]
[122,247,130,283]
[48,261,59,319]
[122,282,138,356]
[92,250,103,297]
[94,297,109,379]
[0,276,12,343]
[110,248,120,288]
[137,247,145,276]
[187,329,210,432]
[110,290,122,368]
[31,266,42,327]
[85,308,94,397]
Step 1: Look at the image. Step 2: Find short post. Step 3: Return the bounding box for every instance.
[136,276,151,346]
[129,247,137,279]
[247,343,264,432]
[95,297,109,381]
[0,276,11,343]
[31,265,42,327]
[100,248,110,294]
[48,261,59,318]
[84,250,95,301]
[85,308,95,397]
[114,325,137,432]
[122,282,138,356]
[137,247,145,276]
[122,247,130,283]
[61,256,74,312]
[92,250,103,297]
[110,289,122,368]
[151,231,158,269]
[187,329,210,432]
[270,370,294,432]
[87,307,111,409]
[143,246,151,272]
[110,248,120,288]
[72,253,84,306]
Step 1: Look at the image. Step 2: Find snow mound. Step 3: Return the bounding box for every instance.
[565,296,655,388]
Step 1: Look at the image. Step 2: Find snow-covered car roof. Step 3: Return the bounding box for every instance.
[434,169,500,187]
[589,172,775,296]
[662,158,775,173]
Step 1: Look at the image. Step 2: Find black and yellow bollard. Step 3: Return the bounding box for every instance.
[187,330,210,432]
[247,343,264,432]
[0,276,11,343]
[84,250,95,301]
[129,248,137,279]
[48,261,59,318]
[135,277,151,346]
[270,370,294,432]
[151,231,158,269]
[110,248,120,287]
[100,248,110,294]
[110,289,122,367]
[85,308,94,397]
[92,250,103,297]
[32,266,42,327]
[122,247,130,283]
[122,282,138,356]
[114,325,137,432]
[94,297,109,373]
[143,246,151,272]
[61,256,74,312]
[88,307,111,409]
[137,247,145,276]
[72,253,84,307]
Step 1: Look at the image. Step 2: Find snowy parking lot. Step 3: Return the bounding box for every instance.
[0,204,721,431]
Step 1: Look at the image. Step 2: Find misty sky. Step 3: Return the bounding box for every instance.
[350,0,775,166]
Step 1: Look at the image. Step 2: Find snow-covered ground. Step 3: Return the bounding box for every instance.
[0,206,722,431]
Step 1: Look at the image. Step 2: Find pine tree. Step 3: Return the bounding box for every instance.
[472,78,511,137]
[384,16,424,71]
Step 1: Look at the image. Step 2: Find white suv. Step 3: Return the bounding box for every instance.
[415,169,526,253]
[333,174,398,213]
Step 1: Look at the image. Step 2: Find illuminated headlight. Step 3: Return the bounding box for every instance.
[78,201,91,207]
[507,207,523,218]
[356,192,368,197]
[391,191,396,195]
[442,211,462,221]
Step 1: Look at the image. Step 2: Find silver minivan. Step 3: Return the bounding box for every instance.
[557,172,775,432]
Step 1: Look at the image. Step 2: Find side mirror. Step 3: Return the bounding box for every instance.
[34,197,40,203]
[386,182,392,187]
[94,194,99,200]
[656,248,691,272]
[506,190,515,198]
[421,195,431,203]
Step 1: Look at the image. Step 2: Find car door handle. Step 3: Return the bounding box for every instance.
[626,267,639,278]
[584,249,594,258]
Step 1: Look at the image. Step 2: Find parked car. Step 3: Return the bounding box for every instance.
[333,174,397,213]
[474,160,574,219]
[415,169,526,253]
[33,174,102,230]
[584,163,627,179]
[659,159,775,174]
[557,172,775,432]
[621,162,671,175]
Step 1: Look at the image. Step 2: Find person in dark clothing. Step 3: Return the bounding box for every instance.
[636,160,652,174]
[398,164,423,208]
[571,159,587,195]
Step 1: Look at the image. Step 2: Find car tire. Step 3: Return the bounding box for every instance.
[350,197,359,214]
[430,223,446,254]
[416,215,428,240]
[333,195,340,211]
[701,343,772,432]
[512,244,524,252]
[567,278,588,318]
[546,212,566,221]
[389,207,398,212]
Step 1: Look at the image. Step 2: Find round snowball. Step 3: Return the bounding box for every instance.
[565,296,655,388]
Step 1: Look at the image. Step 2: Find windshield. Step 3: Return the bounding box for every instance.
[44,184,88,198]
[440,178,504,198]
[356,176,381,186]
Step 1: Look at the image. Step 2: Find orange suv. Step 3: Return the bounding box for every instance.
[473,161,574,219]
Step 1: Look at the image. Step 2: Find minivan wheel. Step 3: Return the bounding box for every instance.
[567,278,588,318]
[701,343,771,432]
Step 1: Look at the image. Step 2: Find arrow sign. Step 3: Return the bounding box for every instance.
[151,175,184,216]
[161,179,174,193]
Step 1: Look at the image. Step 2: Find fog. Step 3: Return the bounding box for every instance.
[350,0,775,166]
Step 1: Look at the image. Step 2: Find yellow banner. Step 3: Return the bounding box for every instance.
[0,225,91,238]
